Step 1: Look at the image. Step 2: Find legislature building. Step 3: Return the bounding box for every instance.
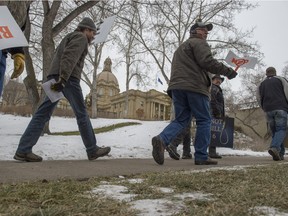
[88,57,172,120]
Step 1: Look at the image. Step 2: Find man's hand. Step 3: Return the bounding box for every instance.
[50,78,66,92]
[11,53,25,79]
[225,68,238,80]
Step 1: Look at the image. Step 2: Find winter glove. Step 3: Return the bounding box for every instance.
[11,53,25,79]
[50,78,66,92]
[225,68,238,80]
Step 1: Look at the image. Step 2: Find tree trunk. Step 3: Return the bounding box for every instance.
[23,9,40,114]
[91,45,98,118]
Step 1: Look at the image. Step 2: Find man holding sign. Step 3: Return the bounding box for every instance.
[0,1,31,97]
[151,19,238,166]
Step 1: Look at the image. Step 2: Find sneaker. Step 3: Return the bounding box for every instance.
[195,158,218,165]
[166,144,180,160]
[268,147,281,161]
[88,147,111,160]
[14,152,43,162]
[182,152,192,159]
[209,153,222,159]
[152,136,165,165]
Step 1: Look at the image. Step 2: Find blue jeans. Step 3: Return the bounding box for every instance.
[266,110,287,156]
[16,76,98,155]
[159,90,211,161]
[0,50,7,97]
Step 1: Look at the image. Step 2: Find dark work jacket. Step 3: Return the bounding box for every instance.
[210,84,225,118]
[167,34,234,98]
[48,31,88,81]
[259,76,288,112]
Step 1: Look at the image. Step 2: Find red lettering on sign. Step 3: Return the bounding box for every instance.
[0,26,14,39]
[231,58,249,71]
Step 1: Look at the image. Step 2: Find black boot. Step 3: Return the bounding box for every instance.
[209,146,222,159]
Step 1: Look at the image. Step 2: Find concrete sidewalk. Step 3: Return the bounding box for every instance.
[0,156,281,184]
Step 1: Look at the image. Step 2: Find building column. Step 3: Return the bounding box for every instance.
[158,103,161,120]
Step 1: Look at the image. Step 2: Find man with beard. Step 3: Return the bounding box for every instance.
[14,18,111,162]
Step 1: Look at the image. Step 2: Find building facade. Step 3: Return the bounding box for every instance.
[94,57,172,120]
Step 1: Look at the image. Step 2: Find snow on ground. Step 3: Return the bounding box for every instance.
[1,113,285,216]
[0,113,269,161]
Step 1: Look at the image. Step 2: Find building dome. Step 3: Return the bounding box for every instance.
[97,57,119,87]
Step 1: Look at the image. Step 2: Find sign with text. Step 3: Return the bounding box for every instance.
[0,6,28,50]
[224,50,257,71]
[210,117,234,148]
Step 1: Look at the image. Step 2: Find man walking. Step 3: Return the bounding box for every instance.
[151,19,237,165]
[209,75,225,159]
[14,17,111,162]
[258,67,288,161]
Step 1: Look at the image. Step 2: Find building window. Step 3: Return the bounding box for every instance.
[99,88,103,95]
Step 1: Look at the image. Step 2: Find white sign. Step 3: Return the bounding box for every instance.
[224,50,258,71]
[93,15,116,44]
[0,6,29,50]
[41,79,64,103]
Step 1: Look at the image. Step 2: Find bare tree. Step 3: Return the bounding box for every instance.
[118,0,263,86]
[114,1,151,118]
[281,61,288,78]
[224,66,266,138]
[81,1,126,118]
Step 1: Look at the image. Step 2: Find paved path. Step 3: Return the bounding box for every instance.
[0,156,283,184]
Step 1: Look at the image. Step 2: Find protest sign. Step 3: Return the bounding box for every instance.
[224,50,257,71]
[210,117,234,148]
[93,15,116,44]
[0,6,28,50]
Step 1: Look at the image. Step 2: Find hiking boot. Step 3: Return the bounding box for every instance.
[280,154,284,160]
[14,152,43,162]
[268,147,281,161]
[152,136,165,165]
[88,147,111,160]
[182,152,192,159]
[166,144,180,160]
[209,152,222,159]
[195,158,218,165]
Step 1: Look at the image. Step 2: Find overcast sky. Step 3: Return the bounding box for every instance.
[236,0,288,71]
[110,1,288,93]
[225,0,288,90]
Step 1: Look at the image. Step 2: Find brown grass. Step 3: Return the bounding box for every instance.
[1,164,288,215]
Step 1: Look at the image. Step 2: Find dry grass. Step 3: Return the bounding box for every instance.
[0,178,137,216]
[1,164,288,215]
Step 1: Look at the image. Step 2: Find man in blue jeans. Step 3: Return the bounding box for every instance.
[14,17,111,162]
[151,19,237,165]
[258,67,288,161]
